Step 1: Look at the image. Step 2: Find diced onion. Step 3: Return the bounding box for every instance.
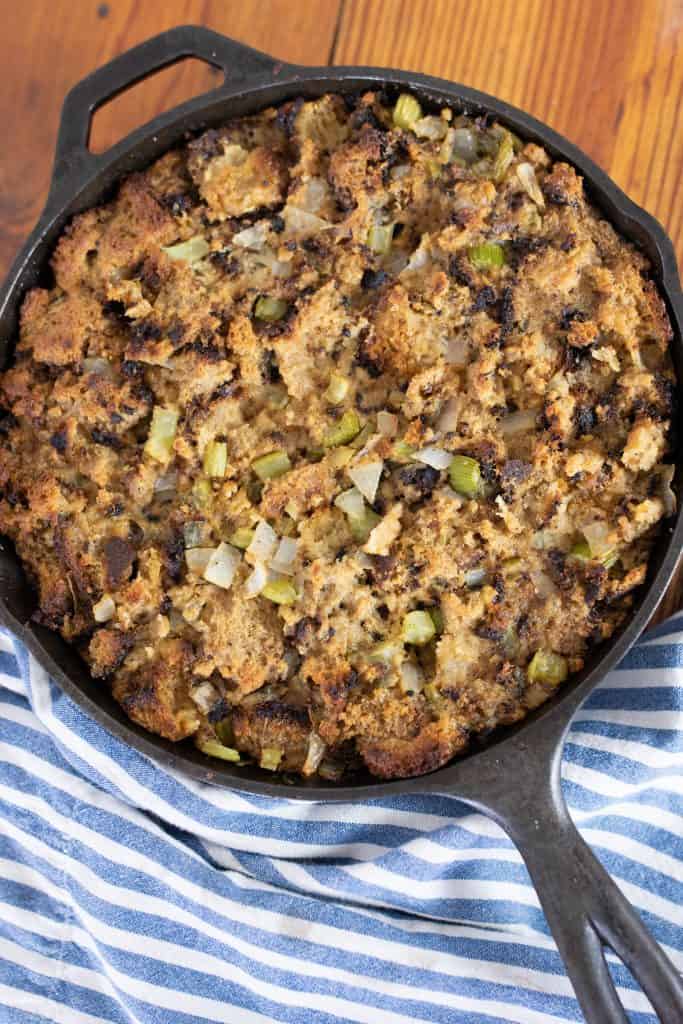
[298,177,328,213]
[203,542,241,589]
[302,732,327,775]
[334,487,365,520]
[82,357,112,376]
[246,520,279,564]
[501,409,537,436]
[413,116,448,140]
[465,567,488,589]
[232,222,268,249]
[191,681,217,714]
[245,562,272,598]
[403,246,429,273]
[377,411,398,437]
[450,127,478,163]
[185,547,214,574]
[444,336,468,366]
[517,163,545,208]
[437,397,461,432]
[659,464,677,517]
[154,470,177,495]
[284,206,332,236]
[414,446,452,471]
[162,235,210,264]
[399,660,424,694]
[348,460,384,504]
[531,569,558,598]
[93,594,115,623]
[269,537,298,575]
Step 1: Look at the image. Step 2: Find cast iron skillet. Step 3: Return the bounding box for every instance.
[0,25,681,1023]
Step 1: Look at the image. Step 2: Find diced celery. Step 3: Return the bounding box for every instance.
[144,407,178,463]
[254,296,288,322]
[325,373,350,404]
[367,223,394,254]
[197,739,241,762]
[203,440,228,478]
[368,639,404,664]
[428,606,444,635]
[323,409,362,447]
[261,579,298,605]
[349,422,374,450]
[527,650,568,686]
[402,610,436,646]
[192,477,213,507]
[468,243,506,270]
[570,539,591,562]
[229,527,255,550]
[502,556,523,576]
[571,537,619,569]
[392,439,416,463]
[260,747,283,770]
[162,235,209,264]
[393,93,422,130]
[252,450,291,481]
[448,454,482,498]
[493,131,515,183]
[348,506,381,542]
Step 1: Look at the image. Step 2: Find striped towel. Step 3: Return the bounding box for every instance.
[0,616,681,1024]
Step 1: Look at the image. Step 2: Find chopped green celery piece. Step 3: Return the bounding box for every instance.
[423,682,440,703]
[571,538,618,569]
[449,454,482,498]
[229,527,255,550]
[192,477,213,506]
[570,539,591,562]
[527,649,568,686]
[328,445,354,469]
[428,607,444,635]
[367,223,394,255]
[162,235,209,264]
[261,578,298,605]
[323,409,362,447]
[307,446,325,463]
[493,131,515,182]
[402,610,436,646]
[349,422,374,450]
[393,93,423,130]
[468,242,506,270]
[348,506,381,542]
[214,719,233,746]
[325,373,350,404]
[246,478,263,505]
[392,439,416,463]
[203,440,227,478]
[254,296,288,322]
[144,407,178,463]
[260,747,283,771]
[252,450,291,481]
[197,738,240,762]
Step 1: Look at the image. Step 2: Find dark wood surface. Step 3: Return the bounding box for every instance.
[2,0,681,623]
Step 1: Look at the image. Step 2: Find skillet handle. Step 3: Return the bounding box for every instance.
[48,25,284,198]
[490,757,683,1022]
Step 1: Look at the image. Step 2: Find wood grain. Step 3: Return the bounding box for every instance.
[1,0,681,623]
[0,0,340,272]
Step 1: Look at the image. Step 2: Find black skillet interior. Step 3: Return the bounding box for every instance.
[1,27,683,1023]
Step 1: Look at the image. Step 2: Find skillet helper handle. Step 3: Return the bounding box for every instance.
[49,25,283,195]
[496,768,683,1023]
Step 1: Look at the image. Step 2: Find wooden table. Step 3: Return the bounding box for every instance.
[2,0,682,622]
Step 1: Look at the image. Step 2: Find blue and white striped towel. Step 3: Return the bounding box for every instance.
[0,615,682,1024]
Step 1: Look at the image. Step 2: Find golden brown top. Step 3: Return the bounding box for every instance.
[0,91,674,779]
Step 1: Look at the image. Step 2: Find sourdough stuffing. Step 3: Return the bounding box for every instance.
[0,91,675,779]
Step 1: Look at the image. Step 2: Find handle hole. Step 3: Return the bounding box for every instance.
[89,58,222,154]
